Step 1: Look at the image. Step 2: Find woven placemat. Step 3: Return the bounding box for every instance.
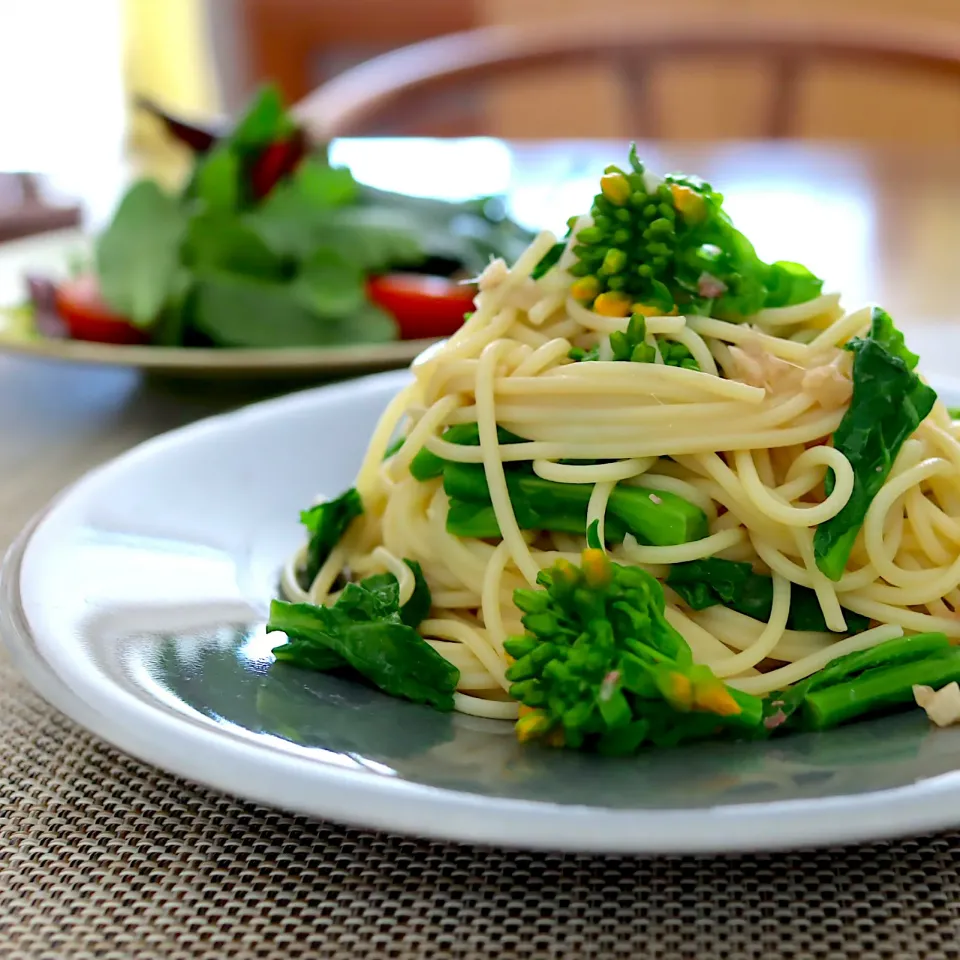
[3,646,960,960]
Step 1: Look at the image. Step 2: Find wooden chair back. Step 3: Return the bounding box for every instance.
[295,17,960,140]
[239,0,475,105]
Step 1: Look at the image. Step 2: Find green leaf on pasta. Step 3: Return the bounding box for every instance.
[586,519,603,550]
[267,569,456,711]
[399,560,432,628]
[814,308,937,581]
[299,488,364,585]
[667,558,870,634]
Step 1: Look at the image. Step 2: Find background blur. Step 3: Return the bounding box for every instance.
[4,0,960,187]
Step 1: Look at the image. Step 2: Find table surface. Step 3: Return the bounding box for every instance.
[4,139,960,958]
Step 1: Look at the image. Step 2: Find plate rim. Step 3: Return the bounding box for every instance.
[7,370,960,853]
[0,327,437,373]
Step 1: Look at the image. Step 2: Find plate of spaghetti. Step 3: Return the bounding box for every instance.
[7,148,960,853]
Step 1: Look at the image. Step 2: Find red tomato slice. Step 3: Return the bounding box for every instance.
[367,274,476,340]
[54,275,149,345]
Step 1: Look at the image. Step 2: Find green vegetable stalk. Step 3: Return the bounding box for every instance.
[441,462,707,547]
[503,549,765,754]
[802,649,960,729]
[408,418,707,545]
[764,632,960,732]
[409,423,525,482]
[445,500,628,541]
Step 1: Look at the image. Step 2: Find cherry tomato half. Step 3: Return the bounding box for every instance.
[54,275,149,345]
[367,274,476,340]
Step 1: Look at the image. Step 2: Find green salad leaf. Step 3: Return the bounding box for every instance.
[295,159,358,207]
[191,274,372,348]
[293,248,370,319]
[322,207,424,272]
[357,187,535,276]
[183,85,297,210]
[96,180,187,326]
[90,84,534,348]
[814,308,937,580]
[242,160,357,257]
[228,84,296,149]
[191,147,241,213]
[181,212,282,279]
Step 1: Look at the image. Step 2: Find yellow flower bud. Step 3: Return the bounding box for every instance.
[670,183,706,223]
[550,558,580,594]
[581,548,612,589]
[593,291,632,317]
[570,276,601,302]
[515,710,552,743]
[600,173,631,206]
[631,302,680,317]
[693,682,742,717]
[666,672,694,711]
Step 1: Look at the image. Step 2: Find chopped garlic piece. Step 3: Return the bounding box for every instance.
[642,170,662,195]
[697,272,727,299]
[914,682,960,727]
[729,341,804,394]
[802,361,853,408]
[728,345,763,388]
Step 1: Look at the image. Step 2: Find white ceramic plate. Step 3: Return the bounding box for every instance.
[0,230,433,378]
[6,370,960,853]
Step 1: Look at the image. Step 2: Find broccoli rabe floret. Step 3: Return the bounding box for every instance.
[569,312,699,369]
[555,145,823,320]
[503,549,764,754]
